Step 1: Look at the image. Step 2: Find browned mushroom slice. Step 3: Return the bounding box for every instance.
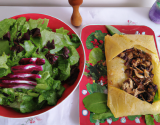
[133,88,145,97]
[144,61,151,67]
[132,58,141,67]
[135,67,143,74]
[147,65,153,72]
[144,77,153,85]
[137,84,145,91]
[127,52,133,60]
[126,88,134,95]
[144,69,150,78]
[122,81,130,90]
[119,52,125,58]
[133,69,144,78]
[129,78,134,89]
[147,93,154,103]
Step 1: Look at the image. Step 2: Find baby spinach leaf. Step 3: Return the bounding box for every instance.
[83,93,108,113]
[89,47,105,65]
[128,115,141,121]
[109,116,119,122]
[153,114,160,122]
[106,25,122,35]
[145,115,155,125]
[90,112,97,123]
[86,82,106,94]
[93,112,113,120]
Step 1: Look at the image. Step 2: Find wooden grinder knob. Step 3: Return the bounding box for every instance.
[69,0,83,26]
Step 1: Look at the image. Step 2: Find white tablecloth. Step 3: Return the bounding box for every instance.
[0,6,160,125]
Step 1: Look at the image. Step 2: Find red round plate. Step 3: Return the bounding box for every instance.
[0,13,85,118]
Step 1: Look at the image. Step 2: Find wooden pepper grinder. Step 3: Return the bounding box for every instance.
[69,0,83,26]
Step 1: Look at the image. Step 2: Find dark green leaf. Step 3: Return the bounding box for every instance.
[93,112,113,120]
[128,115,141,121]
[109,116,119,122]
[86,32,95,49]
[58,57,70,81]
[83,93,108,113]
[57,85,65,97]
[86,61,107,80]
[90,112,97,123]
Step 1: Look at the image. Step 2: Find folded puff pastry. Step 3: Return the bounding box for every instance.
[104,34,160,118]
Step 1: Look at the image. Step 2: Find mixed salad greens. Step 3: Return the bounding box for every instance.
[0,17,81,113]
[83,25,160,125]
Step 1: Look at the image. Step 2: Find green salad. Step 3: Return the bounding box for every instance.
[0,17,81,113]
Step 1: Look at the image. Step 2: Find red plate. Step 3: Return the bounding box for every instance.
[0,13,85,118]
[79,25,159,125]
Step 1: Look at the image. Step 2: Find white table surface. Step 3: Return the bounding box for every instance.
[0,6,160,125]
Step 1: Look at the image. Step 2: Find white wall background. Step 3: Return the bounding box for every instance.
[0,0,156,7]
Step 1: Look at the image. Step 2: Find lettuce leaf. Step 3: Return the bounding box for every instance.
[0,52,10,69]
[0,39,11,56]
[68,46,80,66]
[0,18,16,38]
